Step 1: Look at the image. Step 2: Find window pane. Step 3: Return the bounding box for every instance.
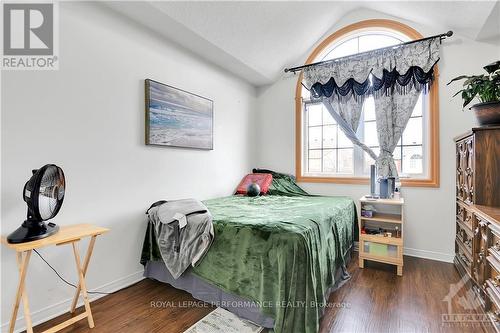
[308,159,321,173]
[309,149,321,159]
[338,129,353,148]
[322,149,336,173]
[322,107,336,125]
[363,96,376,121]
[364,121,378,147]
[323,125,337,148]
[363,147,379,175]
[322,37,358,61]
[403,117,423,145]
[359,34,402,52]
[402,146,423,174]
[308,127,322,149]
[307,104,322,126]
[338,149,354,174]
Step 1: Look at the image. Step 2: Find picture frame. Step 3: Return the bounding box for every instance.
[145,79,214,150]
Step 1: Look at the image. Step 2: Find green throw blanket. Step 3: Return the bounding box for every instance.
[253,168,310,196]
[141,172,356,333]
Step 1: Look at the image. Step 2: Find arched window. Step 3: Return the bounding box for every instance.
[295,19,439,187]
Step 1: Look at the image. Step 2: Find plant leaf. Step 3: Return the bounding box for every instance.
[462,91,476,107]
[447,75,473,85]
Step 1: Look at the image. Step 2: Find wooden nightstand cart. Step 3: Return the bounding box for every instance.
[358,196,404,276]
[1,224,109,333]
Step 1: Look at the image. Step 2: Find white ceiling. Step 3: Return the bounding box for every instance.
[104,1,500,86]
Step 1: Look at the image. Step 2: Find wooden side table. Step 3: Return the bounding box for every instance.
[358,196,404,276]
[1,224,109,333]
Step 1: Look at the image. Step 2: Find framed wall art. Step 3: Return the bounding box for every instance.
[145,79,213,150]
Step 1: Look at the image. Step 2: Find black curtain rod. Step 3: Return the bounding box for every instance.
[284,30,453,73]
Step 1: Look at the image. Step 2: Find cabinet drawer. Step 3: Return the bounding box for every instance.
[456,202,465,222]
[465,209,474,230]
[457,202,473,230]
[474,215,490,285]
[456,222,473,256]
[362,241,398,258]
[457,241,473,275]
[485,261,500,333]
[486,289,500,332]
[490,223,500,254]
[487,255,500,291]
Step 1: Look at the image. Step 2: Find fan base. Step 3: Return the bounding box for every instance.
[7,221,59,244]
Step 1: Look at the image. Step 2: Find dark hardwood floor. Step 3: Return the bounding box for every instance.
[32,256,489,333]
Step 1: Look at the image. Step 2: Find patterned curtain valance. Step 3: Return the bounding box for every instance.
[303,37,441,101]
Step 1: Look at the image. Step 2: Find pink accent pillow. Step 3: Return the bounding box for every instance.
[236,173,273,195]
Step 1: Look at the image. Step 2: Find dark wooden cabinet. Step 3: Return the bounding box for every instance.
[454,126,500,332]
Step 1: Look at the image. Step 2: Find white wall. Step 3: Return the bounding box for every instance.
[256,8,500,263]
[0,3,256,331]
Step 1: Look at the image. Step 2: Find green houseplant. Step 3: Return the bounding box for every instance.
[448,60,500,126]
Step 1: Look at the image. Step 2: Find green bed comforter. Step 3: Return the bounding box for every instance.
[141,194,356,333]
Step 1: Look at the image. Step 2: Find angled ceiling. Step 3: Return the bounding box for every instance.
[104,1,500,86]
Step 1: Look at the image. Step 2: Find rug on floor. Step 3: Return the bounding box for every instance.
[184,307,264,333]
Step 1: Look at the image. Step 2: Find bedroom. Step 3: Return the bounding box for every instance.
[1,1,499,333]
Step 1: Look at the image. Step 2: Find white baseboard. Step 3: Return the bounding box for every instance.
[1,270,144,333]
[354,241,454,263]
[403,247,454,263]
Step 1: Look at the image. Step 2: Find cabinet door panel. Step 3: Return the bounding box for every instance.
[456,142,464,200]
[465,137,475,204]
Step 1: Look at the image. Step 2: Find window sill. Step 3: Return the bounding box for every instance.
[296,175,439,187]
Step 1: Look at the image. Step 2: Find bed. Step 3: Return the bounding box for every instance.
[141,172,357,333]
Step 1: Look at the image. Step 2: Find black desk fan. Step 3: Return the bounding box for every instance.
[7,164,65,243]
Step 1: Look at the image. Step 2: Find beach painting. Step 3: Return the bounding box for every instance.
[145,79,213,150]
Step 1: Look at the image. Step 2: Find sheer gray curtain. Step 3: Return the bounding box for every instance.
[374,89,421,178]
[322,97,377,161]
